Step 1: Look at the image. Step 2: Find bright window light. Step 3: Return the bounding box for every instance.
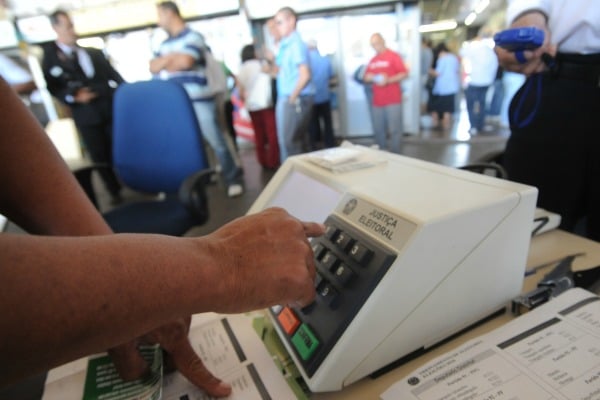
[474,0,490,14]
[464,12,477,26]
[418,19,457,33]
[77,37,105,50]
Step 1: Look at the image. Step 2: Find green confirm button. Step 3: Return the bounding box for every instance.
[291,324,320,360]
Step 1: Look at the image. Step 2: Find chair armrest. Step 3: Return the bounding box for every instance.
[458,162,507,179]
[178,169,214,225]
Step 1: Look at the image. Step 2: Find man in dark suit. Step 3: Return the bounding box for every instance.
[42,9,124,204]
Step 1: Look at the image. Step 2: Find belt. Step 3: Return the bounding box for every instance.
[550,54,600,86]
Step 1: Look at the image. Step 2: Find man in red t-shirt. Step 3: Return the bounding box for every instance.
[364,33,409,153]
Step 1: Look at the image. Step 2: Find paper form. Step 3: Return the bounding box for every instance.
[162,314,296,400]
[381,288,600,400]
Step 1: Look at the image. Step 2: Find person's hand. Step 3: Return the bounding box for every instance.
[149,57,167,74]
[107,208,324,396]
[206,207,325,312]
[375,74,388,86]
[109,318,232,398]
[495,11,556,76]
[74,87,98,103]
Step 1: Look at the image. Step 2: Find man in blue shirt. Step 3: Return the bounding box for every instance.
[307,39,336,150]
[150,1,243,197]
[273,7,315,162]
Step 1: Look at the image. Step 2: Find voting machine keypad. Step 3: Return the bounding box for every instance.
[270,214,397,377]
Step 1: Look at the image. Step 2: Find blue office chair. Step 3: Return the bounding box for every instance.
[76,79,212,235]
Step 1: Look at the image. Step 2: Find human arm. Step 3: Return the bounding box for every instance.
[364,53,409,86]
[328,60,338,88]
[93,49,126,86]
[0,54,37,95]
[149,52,196,74]
[381,69,409,85]
[150,30,204,74]
[0,208,324,385]
[0,77,325,394]
[10,80,37,95]
[261,47,280,77]
[288,63,311,104]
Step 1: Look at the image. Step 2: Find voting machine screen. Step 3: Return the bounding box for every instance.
[247,144,538,392]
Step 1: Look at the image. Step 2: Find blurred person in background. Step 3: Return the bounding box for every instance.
[486,65,505,125]
[427,42,461,131]
[0,52,48,126]
[363,33,409,153]
[272,6,315,162]
[460,31,498,135]
[0,52,37,97]
[237,44,279,169]
[150,1,244,198]
[42,9,124,205]
[307,39,336,150]
[420,37,434,115]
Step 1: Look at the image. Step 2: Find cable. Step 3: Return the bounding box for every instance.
[509,53,557,130]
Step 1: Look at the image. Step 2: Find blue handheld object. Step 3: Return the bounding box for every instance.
[494,27,544,51]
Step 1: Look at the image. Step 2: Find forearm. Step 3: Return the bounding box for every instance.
[12,81,36,95]
[388,71,408,84]
[290,65,310,102]
[0,233,221,385]
[150,53,195,73]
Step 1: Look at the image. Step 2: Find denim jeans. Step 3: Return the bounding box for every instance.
[192,99,242,185]
[465,85,490,131]
[487,79,505,117]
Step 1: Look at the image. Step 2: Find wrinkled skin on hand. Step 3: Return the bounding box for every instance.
[107,208,325,397]
[206,207,325,313]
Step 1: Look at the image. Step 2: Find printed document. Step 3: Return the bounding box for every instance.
[381,288,600,400]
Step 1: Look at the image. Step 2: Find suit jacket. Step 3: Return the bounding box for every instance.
[42,42,125,127]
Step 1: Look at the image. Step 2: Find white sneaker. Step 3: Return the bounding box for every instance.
[227,184,244,198]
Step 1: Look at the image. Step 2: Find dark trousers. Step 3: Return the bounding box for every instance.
[224,99,237,151]
[78,122,122,197]
[504,72,600,241]
[308,100,335,150]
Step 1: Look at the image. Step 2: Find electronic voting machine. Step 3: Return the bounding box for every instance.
[247,143,538,392]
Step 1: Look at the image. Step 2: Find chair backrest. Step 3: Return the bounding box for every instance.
[112,79,209,193]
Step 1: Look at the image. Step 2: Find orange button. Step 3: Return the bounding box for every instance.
[277,307,301,335]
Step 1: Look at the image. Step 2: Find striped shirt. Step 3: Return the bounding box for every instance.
[155,27,212,100]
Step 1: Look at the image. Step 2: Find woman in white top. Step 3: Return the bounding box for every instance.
[236,44,280,169]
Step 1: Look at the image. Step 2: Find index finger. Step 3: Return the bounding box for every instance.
[303,221,326,237]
